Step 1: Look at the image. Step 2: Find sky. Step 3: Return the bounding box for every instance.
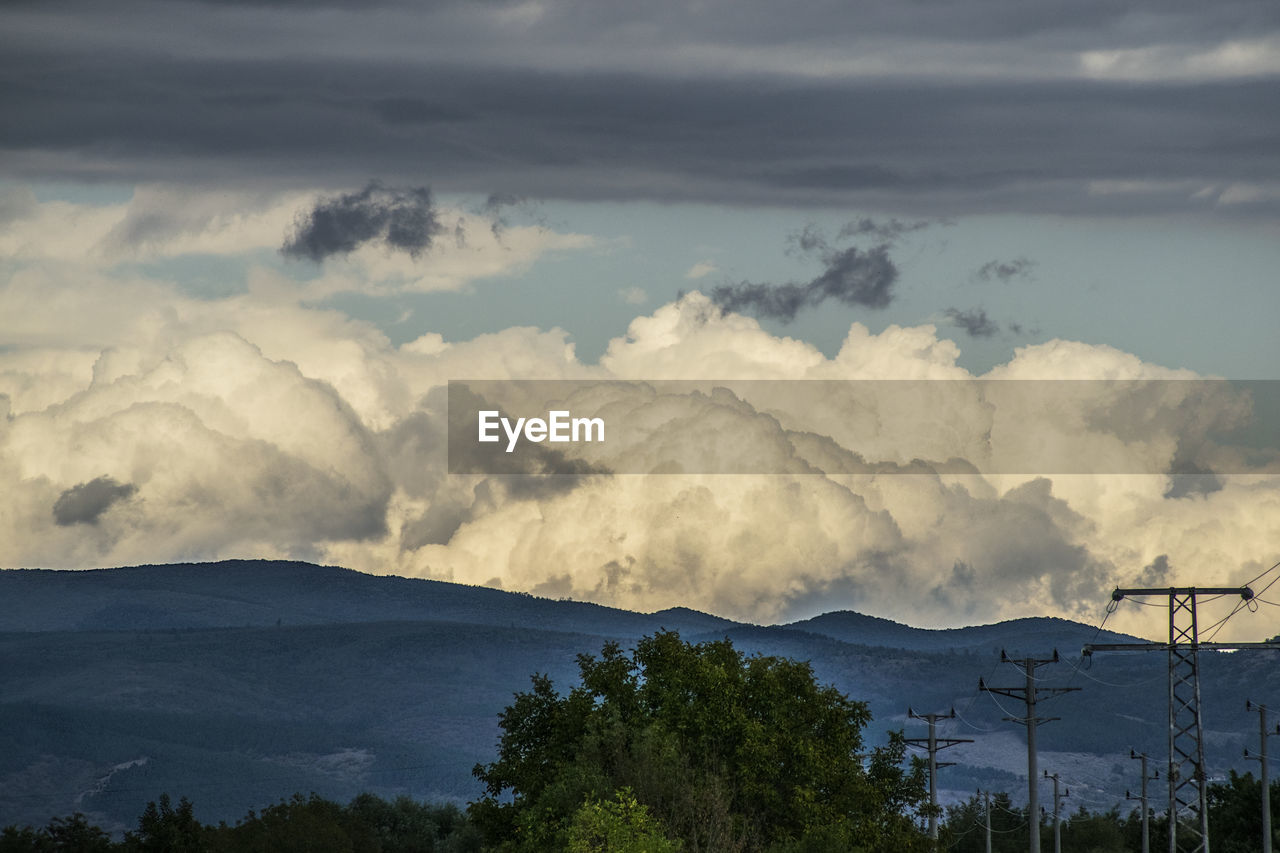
[3,0,1280,640]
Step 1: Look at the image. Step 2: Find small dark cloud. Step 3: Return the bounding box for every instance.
[837,217,932,243]
[479,192,526,237]
[975,257,1035,283]
[788,217,934,258]
[1163,457,1224,499]
[1136,554,1172,586]
[786,223,830,255]
[944,307,999,338]
[710,244,897,322]
[281,181,444,262]
[53,476,137,526]
[400,501,469,549]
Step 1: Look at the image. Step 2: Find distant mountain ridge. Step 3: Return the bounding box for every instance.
[0,560,1274,835]
[786,609,1141,656]
[0,560,735,639]
[0,560,1137,653]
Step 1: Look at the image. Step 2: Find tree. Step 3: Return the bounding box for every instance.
[208,793,355,853]
[941,792,1030,853]
[470,631,930,852]
[0,814,115,853]
[126,794,203,853]
[567,788,681,853]
[1208,770,1280,853]
[1060,805,1126,853]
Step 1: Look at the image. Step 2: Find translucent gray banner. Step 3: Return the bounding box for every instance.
[447,379,1280,476]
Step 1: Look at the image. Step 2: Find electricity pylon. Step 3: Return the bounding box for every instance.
[1083,585,1279,853]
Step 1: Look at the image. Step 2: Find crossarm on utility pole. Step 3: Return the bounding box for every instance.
[1084,641,1280,654]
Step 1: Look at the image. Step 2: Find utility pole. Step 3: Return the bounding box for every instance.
[1044,771,1069,853]
[1082,585,1275,853]
[1244,700,1280,853]
[981,789,993,853]
[1127,748,1160,853]
[979,650,1080,853]
[906,707,973,847]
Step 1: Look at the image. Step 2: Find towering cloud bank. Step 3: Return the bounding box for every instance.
[2,267,1277,639]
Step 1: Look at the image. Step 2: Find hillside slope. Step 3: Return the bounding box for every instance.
[1,561,1275,834]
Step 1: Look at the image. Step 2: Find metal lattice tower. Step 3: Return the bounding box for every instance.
[1084,585,1275,853]
[1167,590,1212,853]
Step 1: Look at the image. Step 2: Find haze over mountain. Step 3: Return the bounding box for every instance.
[1,561,1276,836]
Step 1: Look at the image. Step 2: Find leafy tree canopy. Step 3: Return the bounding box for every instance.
[470,631,929,852]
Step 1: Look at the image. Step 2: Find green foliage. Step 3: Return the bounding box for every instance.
[566,788,681,853]
[1208,770,1280,853]
[125,793,202,853]
[941,792,1030,853]
[2,793,479,853]
[943,792,1180,853]
[1059,805,1127,853]
[470,631,930,852]
[0,814,113,853]
[211,793,355,853]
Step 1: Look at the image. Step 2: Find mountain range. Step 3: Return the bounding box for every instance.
[1,560,1276,834]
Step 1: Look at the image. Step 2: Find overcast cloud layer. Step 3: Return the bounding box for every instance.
[3,0,1280,214]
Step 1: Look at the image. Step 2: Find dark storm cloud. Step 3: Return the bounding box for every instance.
[1163,458,1224,498]
[710,244,897,321]
[787,223,830,255]
[479,193,526,237]
[53,476,137,526]
[944,307,1000,338]
[2,0,1280,215]
[26,0,1278,49]
[837,217,933,242]
[975,257,1036,283]
[282,182,444,262]
[1137,554,1172,586]
[787,217,935,258]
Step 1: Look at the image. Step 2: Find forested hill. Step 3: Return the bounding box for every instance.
[0,560,730,637]
[787,609,1140,655]
[1,561,1275,835]
[0,559,1123,650]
